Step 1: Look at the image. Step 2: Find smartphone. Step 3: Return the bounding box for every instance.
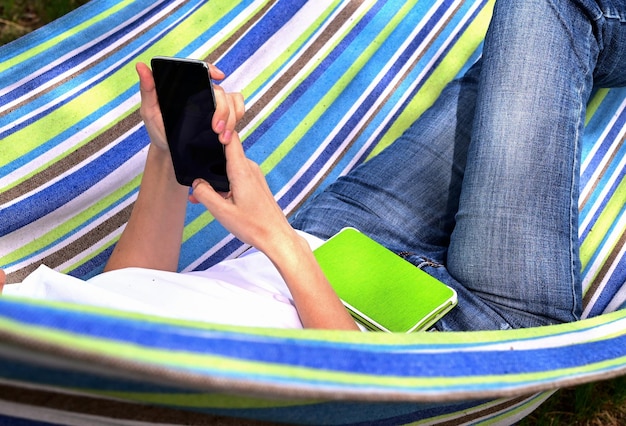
[150,56,229,191]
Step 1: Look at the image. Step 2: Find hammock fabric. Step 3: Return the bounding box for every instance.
[1,0,625,424]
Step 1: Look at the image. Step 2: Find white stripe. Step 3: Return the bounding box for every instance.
[238,0,374,137]
[582,213,626,317]
[343,0,479,175]
[57,223,127,275]
[220,0,345,95]
[277,0,470,214]
[0,0,200,181]
[597,235,626,314]
[579,139,626,237]
[580,96,626,175]
[0,94,140,196]
[0,128,146,264]
[0,2,183,137]
[420,313,626,354]
[0,0,173,115]
[579,97,626,206]
[183,234,250,272]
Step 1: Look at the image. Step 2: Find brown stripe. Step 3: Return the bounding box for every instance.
[579,134,625,212]
[286,0,465,216]
[0,109,143,205]
[0,1,188,120]
[205,0,278,65]
[583,225,626,309]
[434,395,535,425]
[236,0,364,132]
[5,203,133,283]
[0,383,273,425]
[1,0,276,204]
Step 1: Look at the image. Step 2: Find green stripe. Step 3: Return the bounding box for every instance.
[1,1,238,169]
[579,176,626,271]
[2,295,626,349]
[94,390,320,409]
[0,173,140,267]
[259,0,413,173]
[368,0,494,159]
[1,313,625,397]
[240,0,343,100]
[0,0,135,73]
[586,88,610,125]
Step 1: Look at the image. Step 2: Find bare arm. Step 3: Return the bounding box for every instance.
[106,62,356,330]
[104,62,244,272]
[191,133,359,331]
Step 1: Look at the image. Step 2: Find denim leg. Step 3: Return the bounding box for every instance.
[291,64,479,259]
[448,0,609,329]
[291,62,517,330]
[292,0,626,331]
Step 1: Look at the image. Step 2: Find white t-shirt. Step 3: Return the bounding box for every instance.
[3,232,328,329]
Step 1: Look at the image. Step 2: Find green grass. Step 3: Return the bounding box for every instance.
[521,376,626,425]
[0,0,89,44]
[2,1,626,424]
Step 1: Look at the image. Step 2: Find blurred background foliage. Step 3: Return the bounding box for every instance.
[0,0,89,44]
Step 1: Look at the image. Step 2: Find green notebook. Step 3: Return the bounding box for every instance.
[313,228,457,332]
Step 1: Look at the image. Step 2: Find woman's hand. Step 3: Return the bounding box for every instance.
[190,134,359,330]
[189,132,295,256]
[135,62,244,153]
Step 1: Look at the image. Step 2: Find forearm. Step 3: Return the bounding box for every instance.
[267,232,359,331]
[104,144,189,272]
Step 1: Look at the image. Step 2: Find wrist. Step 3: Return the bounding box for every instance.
[263,229,312,270]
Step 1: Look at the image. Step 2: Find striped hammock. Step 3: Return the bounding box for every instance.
[1,0,625,424]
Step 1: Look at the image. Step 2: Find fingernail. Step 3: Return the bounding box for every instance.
[215,120,226,133]
[223,129,232,142]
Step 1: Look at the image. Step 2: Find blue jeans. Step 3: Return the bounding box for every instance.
[291,0,626,331]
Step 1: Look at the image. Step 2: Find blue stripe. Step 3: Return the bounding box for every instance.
[4,188,137,271]
[579,150,626,243]
[189,232,246,271]
[0,1,170,91]
[1,298,625,378]
[580,106,626,191]
[587,245,626,317]
[243,0,385,158]
[580,88,626,166]
[0,1,203,140]
[0,127,147,236]
[275,0,486,207]
[175,0,258,59]
[216,0,309,76]
[69,245,115,279]
[0,84,139,178]
[581,205,626,281]
[0,0,116,62]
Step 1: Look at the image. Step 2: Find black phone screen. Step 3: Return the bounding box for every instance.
[150,57,229,191]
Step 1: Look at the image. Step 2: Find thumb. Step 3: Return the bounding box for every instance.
[191,179,229,213]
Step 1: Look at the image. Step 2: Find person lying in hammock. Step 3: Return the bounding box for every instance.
[1,62,359,331]
[3,0,625,332]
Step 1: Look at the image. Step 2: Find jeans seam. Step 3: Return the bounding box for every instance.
[397,251,443,269]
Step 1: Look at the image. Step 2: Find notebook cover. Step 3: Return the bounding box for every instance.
[313,228,457,332]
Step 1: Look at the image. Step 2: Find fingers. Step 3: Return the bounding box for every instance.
[135,62,168,151]
[212,86,245,143]
[208,63,226,81]
[205,61,244,144]
[136,60,244,147]
[136,62,159,118]
[191,178,228,214]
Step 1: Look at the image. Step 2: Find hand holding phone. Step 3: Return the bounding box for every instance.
[151,56,229,191]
